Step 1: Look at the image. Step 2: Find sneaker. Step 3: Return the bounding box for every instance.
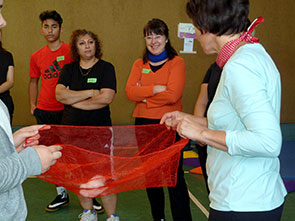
[93,198,105,213]
[106,214,120,221]
[45,194,70,212]
[78,209,97,221]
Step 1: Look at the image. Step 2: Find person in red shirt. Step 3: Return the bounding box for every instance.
[28,10,104,214]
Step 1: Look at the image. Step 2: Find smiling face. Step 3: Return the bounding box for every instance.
[41,18,61,43]
[76,34,96,60]
[0,0,7,29]
[145,32,168,55]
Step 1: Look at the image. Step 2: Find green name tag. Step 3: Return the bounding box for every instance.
[57,56,65,61]
[87,78,97,83]
[142,68,151,74]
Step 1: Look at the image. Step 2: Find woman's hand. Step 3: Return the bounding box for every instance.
[160,111,189,129]
[13,125,50,153]
[161,111,208,142]
[153,85,166,95]
[176,116,207,141]
[33,145,62,173]
[91,89,100,97]
[79,175,108,198]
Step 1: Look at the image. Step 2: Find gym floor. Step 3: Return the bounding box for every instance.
[23,164,295,220]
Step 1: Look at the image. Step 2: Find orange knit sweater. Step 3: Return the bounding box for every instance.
[125,56,186,119]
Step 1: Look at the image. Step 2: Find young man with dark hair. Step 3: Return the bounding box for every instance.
[28,10,104,214]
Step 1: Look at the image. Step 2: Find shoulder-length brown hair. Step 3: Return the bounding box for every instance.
[70,29,102,62]
[142,18,177,64]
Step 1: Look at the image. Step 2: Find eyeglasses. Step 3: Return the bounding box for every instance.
[144,35,163,41]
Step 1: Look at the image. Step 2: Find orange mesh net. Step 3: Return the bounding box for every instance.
[35,124,188,197]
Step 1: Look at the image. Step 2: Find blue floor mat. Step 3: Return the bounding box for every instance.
[279,141,295,192]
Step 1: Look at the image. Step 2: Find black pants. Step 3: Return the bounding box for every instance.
[33,108,63,125]
[195,143,210,194]
[0,95,14,125]
[135,118,192,221]
[209,203,284,221]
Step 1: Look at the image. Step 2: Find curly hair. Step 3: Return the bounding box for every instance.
[186,0,250,36]
[142,18,177,63]
[39,10,63,27]
[70,29,103,62]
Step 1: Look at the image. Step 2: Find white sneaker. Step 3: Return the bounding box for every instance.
[106,214,120,221]
[78,209,97,221]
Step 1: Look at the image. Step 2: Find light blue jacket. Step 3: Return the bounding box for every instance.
[207,43,287,211]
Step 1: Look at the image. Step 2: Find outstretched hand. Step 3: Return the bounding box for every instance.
[33,145,62,173]
[13,125,50,153]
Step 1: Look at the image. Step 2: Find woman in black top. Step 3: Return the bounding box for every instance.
[0,29,14,124]
[193,62,222,194]
[56,29,118,221]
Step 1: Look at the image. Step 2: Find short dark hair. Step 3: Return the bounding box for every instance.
[142,18,177,63]
[186,0,250,36]
[70,29,103,62]
[39,10,63,27]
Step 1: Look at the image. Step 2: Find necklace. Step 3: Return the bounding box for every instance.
[79,66,92,76]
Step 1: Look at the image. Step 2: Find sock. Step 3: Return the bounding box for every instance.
[83,209,96,215]
[56,186,67,197]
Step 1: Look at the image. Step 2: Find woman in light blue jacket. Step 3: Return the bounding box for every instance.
[161,0,287,220]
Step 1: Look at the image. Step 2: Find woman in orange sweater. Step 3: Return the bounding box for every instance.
[125,18,192,221]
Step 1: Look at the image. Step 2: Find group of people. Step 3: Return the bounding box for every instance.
[29,11,118,221]
[0,0,287,221]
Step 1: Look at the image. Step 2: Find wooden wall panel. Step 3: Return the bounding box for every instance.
[1,0,294,125]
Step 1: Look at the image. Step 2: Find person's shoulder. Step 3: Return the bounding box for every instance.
[224,44,271,82]
[97,59,115,69]
[209,62,222,74]
[61,42,71,50]
[99,59,112,66]
[0,50,13,58]
[63,61,77,69]
[131,58,144,66]
[234,43,267,62]
[31,45,48,56]
[33,45,49,54]
[169,55,185,65]
[62,42,70,47]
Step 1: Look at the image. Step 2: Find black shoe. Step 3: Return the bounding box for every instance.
[45,194,70,212]
[93,198,105,213]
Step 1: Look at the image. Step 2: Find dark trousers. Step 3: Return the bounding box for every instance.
[135,118,192,221]
[33,108,63,125]
[209,203,284,221]
[0,95,14,125]
[195,143,210,194]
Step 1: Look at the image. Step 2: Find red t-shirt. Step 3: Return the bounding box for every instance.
[30,42,72,111]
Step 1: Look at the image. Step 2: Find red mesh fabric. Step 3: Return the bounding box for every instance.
[35,124,188,197]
